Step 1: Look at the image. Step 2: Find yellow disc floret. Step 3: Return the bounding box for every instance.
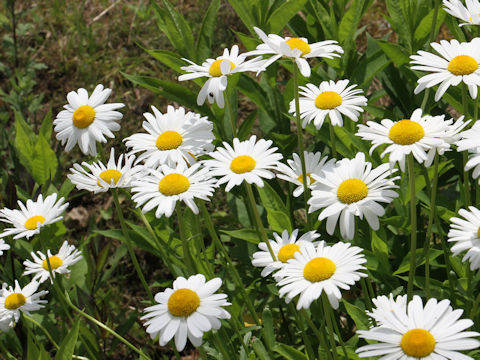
[168,288,200,317]
[72,105,96,129]
[448,55,478,75]
[230,155,256,174]
[42,255,63,271]
[97,169,122,187]
[285,38,311,57]
[4,293,26,310]
[315,91,343,110]
[388,119,425,145]
[24,216,46,230]
[337,179,368,204]
[278,244,301,263]
[158,173,190,196]
[304,257,336,282]
[298,173,315,184]
[400,329,436,357]
[209,59,236,77]
[477,226,480,238]
[156,131,183,150]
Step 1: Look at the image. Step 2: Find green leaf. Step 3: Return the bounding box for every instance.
[266,0,308,34]
[376,40,410,67]
[413,8,446,47]
[274,343,307,360]
[15,113,34,173]
[196,0,221,60]
[394,248,443,275]
[262,307,275,351]
[371,231,391,271]
[252,338,270,360]
[386,0,411,50]
[220,229,260,244]
[343,300,369,330]
[31,134,57,185]
[227,0,256,31]
[338,0,363,46]
[39,108,53,140]
[257,182,292,233]
[238,110,257,141]
[144,48,189,75]
[54,317,80,360]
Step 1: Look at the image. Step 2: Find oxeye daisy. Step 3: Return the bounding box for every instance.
[141,274,230,351]
[23,241,82,284]
[131,163,216,218]
[203,135,283,192]
[443,0,480,26]
[247,27,343,77]
[0,280,48,328]
[288,80,367,129]
[276,241,366,309]
[124,105,215,168]
[356,295,480,360]
[178,45,265,108]
[68,148,142,193]
[308,152,399,241]
[448,206,480,270]
[54,84,124,156]
[0,194,68,240]
[410,38,480,101]
[367,294,408,326]
[0,239,10,256]
[252,229,320,279]
[456,122,480,179]
[356,108,449,171]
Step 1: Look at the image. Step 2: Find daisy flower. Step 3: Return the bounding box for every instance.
[124,105,215,168]
[54,84,124,156]
[448,206,480,270]
[308,152,399,241]
[203,135,283,192]
[288,80,367,129]
[443,0,480,26]
[141,274,230,351]
[68,148,142,193]
[276,241,366,309]
[367,294,408,326]
[456,121,480,179]
[23,241,82,284]
[247,27,343,77]
[0,239,10,256]
[0,193,68,240]
[356,108,449,171]
[0,280,48,328]
[178,45,265,108]
[410,38,480,101]
[131,163,216,218]
[252,229,320,279]
[356,295,480,359]
[276,151,335,197]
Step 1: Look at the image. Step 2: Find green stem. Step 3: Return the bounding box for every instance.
[111,189,154,303]
[467,266,473,315]
[224,90,237,138]
[300,309,331,360]
[462,84,471,206]
[407,154,417,303]
[360,277,373,312]
[290,304,316,360]
[435,213,457,306]
[328,306,348,360]
[23,314,59,349]
[328,118,338,159]
[176,204,195,275]
[171,341,181,360]
[321,293,338,360]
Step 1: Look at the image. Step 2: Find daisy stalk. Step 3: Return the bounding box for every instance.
[327,305,349,360]
[321,293,338,360]
[224,90,237,138]
[176,204,195,274]
[299,308,332,360]
[406,154,417,303]
[462,84,471,206]
[290,304,316,360]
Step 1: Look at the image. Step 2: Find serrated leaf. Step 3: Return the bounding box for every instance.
[15,114,34,173]
[343,300,369,330]
[31,134,57,185]
[196,0,220,60]
[39,108,53,140]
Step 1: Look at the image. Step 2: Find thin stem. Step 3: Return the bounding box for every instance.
[111,189,154,303]
[224,90,237,138]
[290,304,316,360]
[171,341,181,360]
[462,84,471,206]
[176,204,194,274]
[407,154,417,303]
[467,266,474,315]
[23,314,59,349]
[321,293,338,360]
[360,277,373,312]
[328,118,338,159]
[300,309,331,360]
[328,306,348,360]
[436,213,457,306]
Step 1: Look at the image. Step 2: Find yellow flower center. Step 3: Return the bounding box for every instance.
[97,169,122,187]
[278,244,301,263]
[297,173,315,184]
[230,155,256,174]
[24,216,46,230]
[158,173,190,196]
[388,119,425,145]
[448,55,478,75]
[337,178,368,204]
[4,293,26,310]
[42,255,63,271]
[477,226,480,238]
[285,38,311,56]
[304,257,336,282]
[156,130,183,150]
[209,59,236,77]
[314,91,343,110]
[400,329,436,358]
[168,288,200,317]
[72,105,96,129]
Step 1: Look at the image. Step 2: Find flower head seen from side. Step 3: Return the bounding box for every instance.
[178,45,265,108]
[0,194,68,240]
[356,108,449,171]
[252,229,320,279]
[448,206,480,270]
[68,148,142,193]
[356,294,480,359]
[308,152,399,241]
[141,274,230,351]
[276,241,367,309]
[443,0,480,26]
[131,163,216,218]
[288,80,367,129]
[203,135,283,192]
[0,280,48,328]
[277,151,335,197]
[23,241,82,284]
[247,27,343,77]
[0,239,10,256]
[54,84,124,156]
[410,38,480,101]
[456,121,480,179]
[124,105,215,168]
